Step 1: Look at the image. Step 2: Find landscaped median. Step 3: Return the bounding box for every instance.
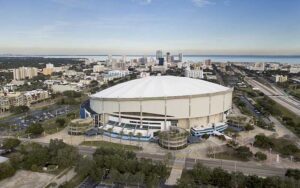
[80,140,142,151]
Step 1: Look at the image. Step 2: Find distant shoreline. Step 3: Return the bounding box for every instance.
[1,54,300,64]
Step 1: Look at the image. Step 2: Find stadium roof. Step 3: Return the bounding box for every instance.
[92,76,230,99]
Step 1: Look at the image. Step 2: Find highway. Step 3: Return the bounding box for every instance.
[245,77,300,116]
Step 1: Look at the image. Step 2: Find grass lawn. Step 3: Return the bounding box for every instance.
[274,101,300,124]
[207,148,250,162]
[80,140,142,151]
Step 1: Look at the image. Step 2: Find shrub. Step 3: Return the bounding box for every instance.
[25,123,44,136]
[244,124,254,131]
[235,146,253,160]
[202,134,210,139]
[2,138,21,150]
[0,162,16,180]
[286,169,300,180]
[255,151,267,161]
[55,118,66,127]
[253,134,273,149]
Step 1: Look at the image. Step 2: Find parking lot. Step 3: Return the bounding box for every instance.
[0,105,77,132]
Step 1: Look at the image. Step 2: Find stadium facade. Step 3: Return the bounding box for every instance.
[80,76,233,141]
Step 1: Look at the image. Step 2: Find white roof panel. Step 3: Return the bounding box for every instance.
[92,76,230,99]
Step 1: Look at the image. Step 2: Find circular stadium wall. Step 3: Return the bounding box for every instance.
[83,76,233,140]
[159,126,188,150]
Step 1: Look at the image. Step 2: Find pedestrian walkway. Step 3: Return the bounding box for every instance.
[43,167,76,188]
[165,156,185,186]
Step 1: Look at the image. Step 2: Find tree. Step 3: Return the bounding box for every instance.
[9,152,24,169]
[0,162,16,181]
[137,132,142,147]
[75,157,95,177]
[210,167,232,187]
[145,174,160,188]
[21,143,49,170]
[128,132,133,144]
[255,151,267,161]
[56,146,79,168]
[55,118,66,127]
[119,131,124,144]
[48,139,79,167]
[235,146,253,160]
[202,134,210,139]
[2,138,21,151]
[89,80,99,88]
[253,134,274,149]
[286,169,300,180]
[108,128,113,142]
[244,124,254,131]
[67,112,76,119]
[25,123,44,136]
[9,105,29,114]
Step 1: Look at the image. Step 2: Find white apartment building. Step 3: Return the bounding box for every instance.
[93,65,105,73]
[272,75,288,83]
[185,68,204,79]
[13,67,38,80]
[290,66,300,74]
[248,62,265,71]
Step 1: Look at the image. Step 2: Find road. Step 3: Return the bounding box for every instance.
[245,77,300,116]
[136,152,287,177]
[0,137,288,178]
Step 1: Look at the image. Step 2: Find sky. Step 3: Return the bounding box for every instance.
[0,0,299,55]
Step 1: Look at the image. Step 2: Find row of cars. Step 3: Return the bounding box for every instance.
[1,106,73,132]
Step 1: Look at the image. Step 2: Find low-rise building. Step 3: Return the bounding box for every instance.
[0,89,50,113]
[272,75,288,83]
[185,68,204,79]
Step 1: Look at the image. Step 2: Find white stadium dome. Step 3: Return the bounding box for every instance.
[86,76,233,141]
[91,76,229,99]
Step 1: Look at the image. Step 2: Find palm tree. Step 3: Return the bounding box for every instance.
[128,132,133,145]
[98,128,104,141]
[137,132,142,148]
[119,130,124,144]
[108,128,113,142]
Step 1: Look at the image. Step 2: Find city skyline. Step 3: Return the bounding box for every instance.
[0,0,300,55]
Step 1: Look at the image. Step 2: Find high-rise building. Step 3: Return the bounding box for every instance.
[13,67,38,80]
[43,63,54,75]
[166,52,171,63]
[158,58,164,66]
[139,56,148,65]
[179,53,183,62]
[156,50,163,60]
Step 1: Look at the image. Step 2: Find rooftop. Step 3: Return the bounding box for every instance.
[91,76,230,99]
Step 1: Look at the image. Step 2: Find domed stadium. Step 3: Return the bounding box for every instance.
[80,76,233,141]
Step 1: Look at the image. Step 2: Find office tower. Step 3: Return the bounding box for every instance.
[158,58,164,66]
[166,52,171,63]
[139,56,148,65]
[156,50,163,60]
[179,53,183,62]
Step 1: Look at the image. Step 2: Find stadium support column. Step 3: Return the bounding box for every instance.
[102,99,104,127]
[164,96,167,130]
[189,95,191,129]
[118,97,121,125]
[140,97,143,128]
[208,94,212,124]
[222,94,225,121]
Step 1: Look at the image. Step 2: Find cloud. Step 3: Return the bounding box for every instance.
[132,0,152,5]
[192,0,215,7]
